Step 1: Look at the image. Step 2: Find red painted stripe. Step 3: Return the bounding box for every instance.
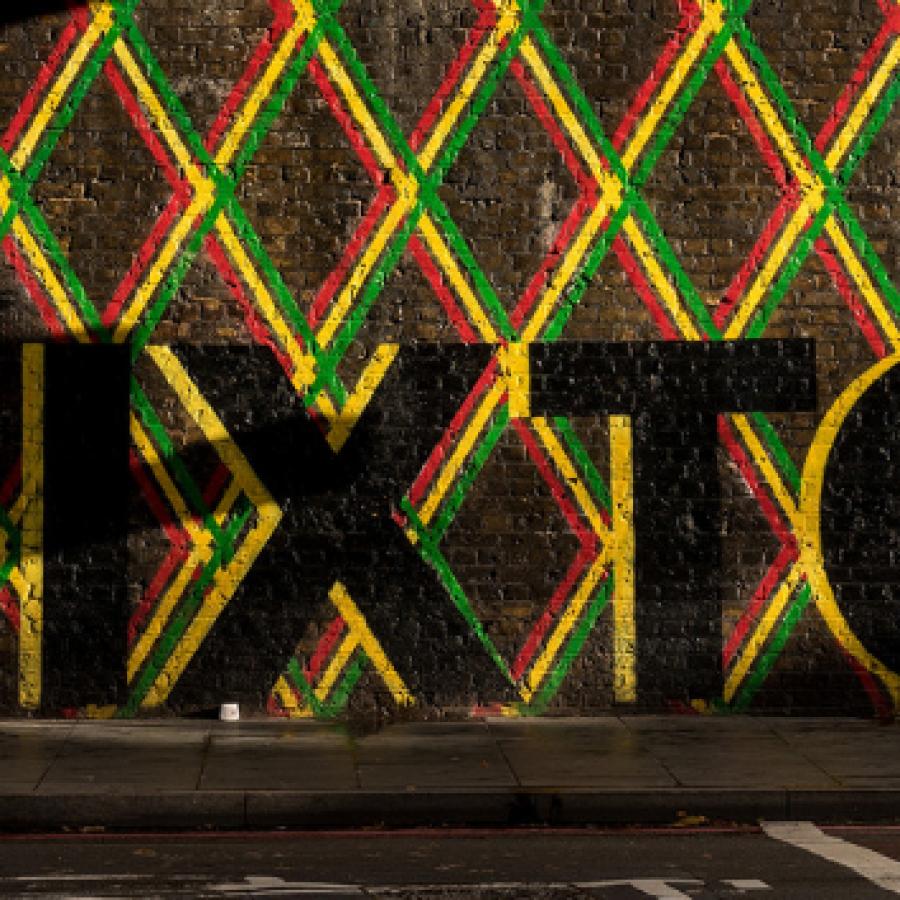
[612,2,701,152]
[204,233,296,376]
[814,237,886,358]
[613,233,681,341]
[722,541,796,668]
[308,184,394,329]
[407,356,499,507]
[842,646,894,720]
[510,543,596,680]
[309,57,383,184]
[511,195,591,332]
[127,542,190,647]
[0,587,19,633]
[714,59,788,190]
[510,58,595,196]
[714,192,796,329]
[202,462,232,508]
[306,615,346,681]
[102,192,187,327]
[407,235,479,343]
[1,19,80,152]
[817,17,895,152]
[3,235,68,338]
[205,7,291,152]
[512,418,596,548]
[129,448,189,550]
[0,458,21,507]
[409,1,496,152]
[104,59,183,190]
[717,415,794,548]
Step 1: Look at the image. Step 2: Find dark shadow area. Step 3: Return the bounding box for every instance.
[0,2,85,26]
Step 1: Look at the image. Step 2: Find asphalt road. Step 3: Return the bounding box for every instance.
[1,824,900,898]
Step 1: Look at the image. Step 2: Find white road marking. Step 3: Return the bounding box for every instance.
[763,821,900,894]
[723,880,770,891]
[207,876,704,897]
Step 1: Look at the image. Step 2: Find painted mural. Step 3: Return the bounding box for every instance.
[0,0,897,717]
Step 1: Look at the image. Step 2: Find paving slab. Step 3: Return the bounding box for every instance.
[0,717,897,829]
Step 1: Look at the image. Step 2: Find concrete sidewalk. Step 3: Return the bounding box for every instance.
[1,716,899,829]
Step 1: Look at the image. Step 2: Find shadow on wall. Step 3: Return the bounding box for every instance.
[0,2,86,26]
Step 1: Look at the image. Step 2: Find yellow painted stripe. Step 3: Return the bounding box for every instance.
[314,633,360,702]
[141,348,282,707]
[418,378,505,527]
[113,191,211,341]
[147,347,280,519]
[12,219,90,342]
[724,39,820,196]
[130,415,210,548]
[500,342,530,419]
[724,567,801,702]
[215,214,316,389]
[329,580,412,705]
[826,37,900,171]
[724,193,818,338]
[622,2,723,171]
[326,343,398,451]
[531,417,610,542]
[522,187,620,342]
[623,215,701,340]
[731,413,801,533]
[317,39,396,173]
[522,548,609,702]
[316,188,412,349]
[520,38,606,183]
[610,414,635,703]
[215,5,314,166]
[19,344,44,709]
[11,4,115,170]
[131,476,244,680]
[273,674,301,711]
[798,353,900,708]
[112,39,209,195]
[127,544,211,682]
[417,8,518,172]
[417,212,498,342]
[824,217,900,352]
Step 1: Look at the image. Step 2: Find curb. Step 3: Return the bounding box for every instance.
[2,789,900,830]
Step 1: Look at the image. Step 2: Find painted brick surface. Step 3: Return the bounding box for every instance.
[0,0,897,718]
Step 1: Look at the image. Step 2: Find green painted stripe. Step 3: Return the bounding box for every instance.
[526,573,613,714]
[121,11,338,380]
[320,650,368,717]
[733,19,900,320]
[401,497,512,683]
[553,417,611,513]
[543,197,632,341]
[747,199,834,338]
[732,580,812,712]
[121,495,252,714]
[839,73,898,187]
[130,377,230,551]
[432,405,508,545]
[750,411,800,495]
[286,655,325,717]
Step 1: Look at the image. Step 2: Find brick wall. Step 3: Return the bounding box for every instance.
[0,0,897,718]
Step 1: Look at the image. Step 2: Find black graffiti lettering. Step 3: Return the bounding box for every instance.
[821,362,900,673]
[0,343,130,711]
[531,340,816,705]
